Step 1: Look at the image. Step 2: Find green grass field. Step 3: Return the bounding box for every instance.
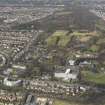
[52,100,92,105]
[70,31,97,43]
[53,100,70,105]
[89,45,99,52]
[52,30,69,37]
[71,31,88,36]
[46,30,72,47]
[82,71,105,85]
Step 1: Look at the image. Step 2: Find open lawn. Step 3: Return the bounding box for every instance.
[51,30,69,37]
[71,31,88,36]
[70,31,98,42]
[52,100,95,105]
[46,30,72,47]
[46,30,99,47]
[89,45,99,52]
[82,71,105,85]
[58,35,72,47]
[53,100,81,105]
[71,31,98,36]
[79,36,91,42]
[53,100,70,105]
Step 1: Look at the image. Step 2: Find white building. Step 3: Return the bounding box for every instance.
[3,77,22,87]
[69,60,75,66]
[55,66,79,81]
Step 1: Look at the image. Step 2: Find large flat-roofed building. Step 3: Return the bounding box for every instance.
[55,66,80,81]
[3,77,22,87]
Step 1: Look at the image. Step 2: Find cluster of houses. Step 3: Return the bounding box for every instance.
[0,56,94,105]
[24,94,53,105]
[0,90,23,105]
[0,31,33,50]
[24,79,87,97]
[0,81,88,105]
[2,7,55,24]
[0,46,96,104]
[0,76,88,100]
[0,30,38,65]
